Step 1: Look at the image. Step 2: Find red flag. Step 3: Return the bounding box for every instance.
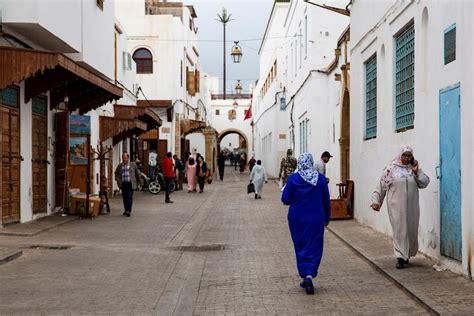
[244,105,252,121]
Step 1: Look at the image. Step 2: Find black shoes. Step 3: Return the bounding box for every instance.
[396,258,409,269]
[165,200,174,204]
[255,194,258,199]
[300,276,315,295]
[123,211,131,217]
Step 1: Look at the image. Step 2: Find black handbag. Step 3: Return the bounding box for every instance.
[247,182,255,194]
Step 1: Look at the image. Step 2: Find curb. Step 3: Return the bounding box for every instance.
[0,249,23,265]
[0,216,77,237]
[328,226,440,316]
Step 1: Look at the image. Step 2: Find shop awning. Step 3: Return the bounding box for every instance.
[114,104,162,129]
[139,129,159,140]
[100,117,147,145]
[0,47,123,114]
[181,118,206,136]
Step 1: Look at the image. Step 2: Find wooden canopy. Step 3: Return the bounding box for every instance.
[0,47,123,114]
[100,117,147,145]
[181,118,206,136]
[114,104,162,129]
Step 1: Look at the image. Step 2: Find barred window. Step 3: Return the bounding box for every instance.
[365,55,377,139]
[444,24,456,65]
[395,23,415,131]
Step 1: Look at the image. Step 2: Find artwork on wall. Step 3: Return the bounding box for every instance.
[70,115,91,135]
[70,137,89,165]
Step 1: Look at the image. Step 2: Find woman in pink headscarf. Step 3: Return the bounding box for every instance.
[371,146,430,269]
[186,157,197,193]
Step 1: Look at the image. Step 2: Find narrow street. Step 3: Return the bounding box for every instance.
[0,168,426,315]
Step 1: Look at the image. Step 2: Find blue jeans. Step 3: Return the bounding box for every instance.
[121,182,134,213]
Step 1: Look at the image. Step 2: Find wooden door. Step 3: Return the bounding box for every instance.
[157,140,168,166]
[1,87,21,224]
[439,84,462,261]
[32,97,48,214]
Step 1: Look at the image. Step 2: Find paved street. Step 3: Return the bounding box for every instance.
[0,168,427,315]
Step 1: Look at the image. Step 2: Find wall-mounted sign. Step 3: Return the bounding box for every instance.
[70,115,91,135]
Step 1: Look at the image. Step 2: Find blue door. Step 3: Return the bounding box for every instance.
[439,83,462,261]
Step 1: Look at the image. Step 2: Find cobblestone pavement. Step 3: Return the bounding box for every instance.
[0,168,427,315]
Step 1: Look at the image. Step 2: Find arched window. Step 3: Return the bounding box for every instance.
[133,48,153,74]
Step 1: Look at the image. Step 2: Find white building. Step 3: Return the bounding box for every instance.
[115,0,205,159]
[350,0,474,278]
[0,0,152,224]
[252,0,349,188]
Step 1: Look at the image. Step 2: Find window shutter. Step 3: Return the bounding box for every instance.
[395,24,415,131]
[187,70,196,96]
[195,70,200,93]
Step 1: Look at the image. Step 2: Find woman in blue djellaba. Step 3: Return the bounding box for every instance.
[282,153,331,295]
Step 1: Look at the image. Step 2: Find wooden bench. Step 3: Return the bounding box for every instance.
[330,180,354,220]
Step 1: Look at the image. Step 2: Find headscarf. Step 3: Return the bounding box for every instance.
[297,153,319,186]
[380,146,414,190]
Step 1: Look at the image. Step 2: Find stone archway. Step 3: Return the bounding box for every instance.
[218,128,249,155]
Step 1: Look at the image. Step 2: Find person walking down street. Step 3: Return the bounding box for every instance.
[248,157,257,172]
[282,153,331,295]
[234,153,239,171]
[163,152,175,203]
[186,157,197,193]
[250,160,268,199]
[279,149,298,186]
[314,151,333,183]
[217,151,226,181]
[115,153,141,217]
[196,155,208,193]
[371,146,430,269]
[239,152,246,173]
[173,155,185,191]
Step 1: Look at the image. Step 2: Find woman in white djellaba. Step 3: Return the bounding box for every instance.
[250,160,268,199]
[370,146,430,269]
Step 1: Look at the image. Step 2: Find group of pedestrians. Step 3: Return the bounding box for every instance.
[114,151,210,217]
[280,146,429,295]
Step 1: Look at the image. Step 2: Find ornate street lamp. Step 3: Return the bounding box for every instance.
[217,8,232,100]
[235,80,243,95]
[231,41,243,63]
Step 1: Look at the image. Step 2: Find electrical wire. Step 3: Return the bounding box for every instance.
[153,34,302,43]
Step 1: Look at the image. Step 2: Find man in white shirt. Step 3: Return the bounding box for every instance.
[314,151,333,182]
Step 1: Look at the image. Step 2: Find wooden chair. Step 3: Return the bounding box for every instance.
[330,180,354,220]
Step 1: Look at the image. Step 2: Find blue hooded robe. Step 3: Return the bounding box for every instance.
[282,171,331,278]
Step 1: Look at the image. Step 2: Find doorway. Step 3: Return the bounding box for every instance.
[32,96,48,215]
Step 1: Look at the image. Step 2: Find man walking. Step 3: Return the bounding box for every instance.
[163,152,175,203]
[314,151,333,182]
[217,151,226,181]
[115,153,141,217]
[279,149,298,186]
[173,154,184,190]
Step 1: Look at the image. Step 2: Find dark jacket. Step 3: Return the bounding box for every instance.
[196,161,207,177]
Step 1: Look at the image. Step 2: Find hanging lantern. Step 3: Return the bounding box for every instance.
[231,41,243,63]
[235,80,243,95]
[232,99,239,110]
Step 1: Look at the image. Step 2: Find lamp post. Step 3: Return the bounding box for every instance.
[235,80,243,95]
[217,8,232,100]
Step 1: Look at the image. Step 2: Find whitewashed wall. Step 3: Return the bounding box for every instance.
[350,0,474,277]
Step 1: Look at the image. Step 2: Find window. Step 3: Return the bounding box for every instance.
[216,109,220,115]
[32,96,47,116]
[365,55,377,139]
[180,61,183,87]
[305,16,308,58]
[299,28,303,68]
[0,86,20,108]
[444,24,456,65]
[299,119,308,154]
[133,48,153,74]
[96,0,104,10]
[395,23,415,131]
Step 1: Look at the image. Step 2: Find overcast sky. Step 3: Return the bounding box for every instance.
[188,1,273,93]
